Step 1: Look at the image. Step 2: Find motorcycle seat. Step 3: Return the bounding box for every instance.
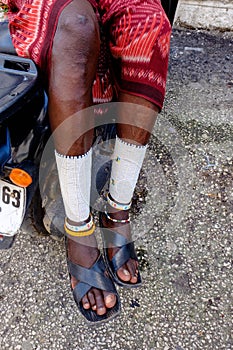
[0,21,17,55]
[0,19,42,122]
[0,52,39,121]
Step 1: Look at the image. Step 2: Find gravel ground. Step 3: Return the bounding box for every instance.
[0,27,233,350]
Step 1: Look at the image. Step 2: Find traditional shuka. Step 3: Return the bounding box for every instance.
[1,0,171,110]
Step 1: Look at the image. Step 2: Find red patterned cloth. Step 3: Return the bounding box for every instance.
[2,0,171,110]
[1,0,74,65]
[101,0,172,109]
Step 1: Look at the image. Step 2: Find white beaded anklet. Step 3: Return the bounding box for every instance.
[104,211,130,224]
[107,192,131,211]
[64,214,95,237]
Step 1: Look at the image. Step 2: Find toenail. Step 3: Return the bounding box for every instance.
[105,295,114,304]
[123,269,130,276]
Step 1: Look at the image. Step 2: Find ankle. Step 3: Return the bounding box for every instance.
[67,236,99,269]
[106,204,129,221]
[64,214,95,238]
[105,192,130,219]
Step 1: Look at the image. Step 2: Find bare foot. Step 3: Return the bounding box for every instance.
[101,205,139,284]
[67,234,117,316]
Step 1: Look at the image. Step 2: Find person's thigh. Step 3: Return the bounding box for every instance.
[107,0,172,111]
[6,0,99,81]
[48,0,100,154]
[49,0,100,107]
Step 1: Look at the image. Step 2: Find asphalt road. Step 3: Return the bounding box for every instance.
[0,27,232,350]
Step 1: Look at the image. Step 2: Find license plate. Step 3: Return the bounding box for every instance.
[0,179,26,236]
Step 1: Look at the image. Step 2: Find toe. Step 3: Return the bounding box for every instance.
[82,294,90,310]
[87,290,96,310]
[130,274,138,283]
[126,259,139,284]
[93,290,106,316]
[103,291,117,309]
[117,259,139,283]
[117,265,131,282]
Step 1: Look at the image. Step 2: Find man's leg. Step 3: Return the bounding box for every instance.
[102,0,171,284]
[48,0,116,315]
[102,94,159,284]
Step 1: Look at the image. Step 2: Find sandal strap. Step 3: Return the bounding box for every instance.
[110,242,137,272]
[68,255,116,303]
[101,227,129,248]
[101,227,138,271]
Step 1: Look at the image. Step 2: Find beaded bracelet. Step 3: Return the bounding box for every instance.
[64,215,95,237]
[104,211,130,224]
[107,192,131,211]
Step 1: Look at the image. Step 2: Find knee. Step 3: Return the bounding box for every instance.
[56,0,100,53]
[60,13,97,40]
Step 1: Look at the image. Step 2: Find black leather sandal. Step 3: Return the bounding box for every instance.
[99,212,142,288]
[67,251,121,324]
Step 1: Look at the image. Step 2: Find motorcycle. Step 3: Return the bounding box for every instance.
[0,1,179,249]
[0,20,50,249]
